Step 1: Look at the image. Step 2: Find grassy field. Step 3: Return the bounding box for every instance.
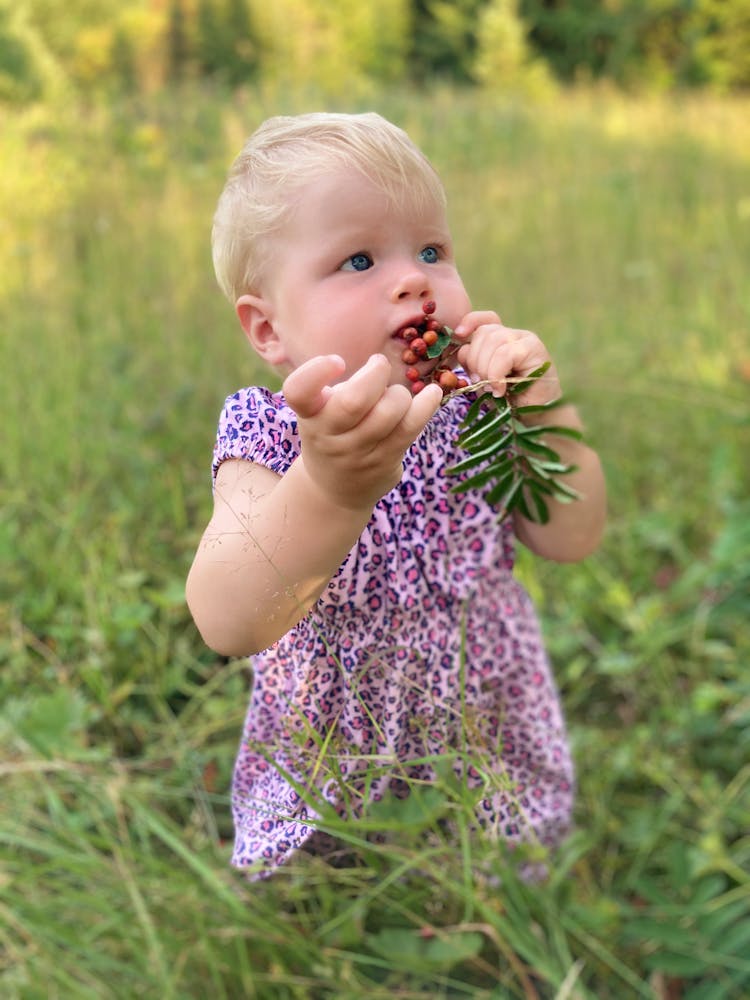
[1,85,749,998]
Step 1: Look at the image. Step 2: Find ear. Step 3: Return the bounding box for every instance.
[235,294,288,367]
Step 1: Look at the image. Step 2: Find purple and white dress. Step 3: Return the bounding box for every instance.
[212,384,574,877]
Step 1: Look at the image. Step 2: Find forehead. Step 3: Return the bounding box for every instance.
[285,164,447,235]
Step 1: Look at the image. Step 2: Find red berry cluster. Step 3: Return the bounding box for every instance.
[394,300,470,396]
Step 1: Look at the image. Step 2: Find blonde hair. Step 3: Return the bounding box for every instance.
[211,111,447,302]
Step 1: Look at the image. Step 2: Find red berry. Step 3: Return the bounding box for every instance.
[423,330,438,346]
[411,337,428,357]
[411,380,426,394]
[426,318,442,331]
[456,377,469,389]
[402,348,418,364]
[405,367,420,382]
[423,300,436,315]
[401,326,418,341]
[438,370,459,391]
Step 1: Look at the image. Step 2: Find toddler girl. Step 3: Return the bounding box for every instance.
[186,112,606,878]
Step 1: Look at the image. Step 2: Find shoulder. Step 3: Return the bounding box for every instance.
[213,385,300,482]
[218,385,296,432]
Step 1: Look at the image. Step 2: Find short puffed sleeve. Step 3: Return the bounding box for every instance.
[211,386,301,485]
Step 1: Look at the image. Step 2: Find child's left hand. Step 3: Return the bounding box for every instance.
[452,311,562,408]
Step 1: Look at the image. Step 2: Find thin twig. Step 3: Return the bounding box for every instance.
[444,375,558,401]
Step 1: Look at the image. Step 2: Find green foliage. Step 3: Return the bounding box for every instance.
[447,366,583,524]
[690,0,750,90]
[519,0,750,91]
[194,0,258,85]
[166,0,188,84]
[474,0,555,96]
[3,0,750,100]
[0,1,58,103]
[407,0,489,84]
[1,87,749,997]
[249,0,410,93]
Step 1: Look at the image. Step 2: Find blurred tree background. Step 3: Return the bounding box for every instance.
[2,0,749,103]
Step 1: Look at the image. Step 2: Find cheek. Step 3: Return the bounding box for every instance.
[438,274,471,312]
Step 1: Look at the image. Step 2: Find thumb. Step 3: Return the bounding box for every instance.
[282,355,346,418]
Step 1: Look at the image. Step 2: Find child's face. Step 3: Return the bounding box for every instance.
[259,166,472,387]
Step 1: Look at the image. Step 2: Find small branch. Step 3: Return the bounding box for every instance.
[445,365,581,524]
[443,375,558,403]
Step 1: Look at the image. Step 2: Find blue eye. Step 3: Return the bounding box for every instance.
[342,253,373,272]
[419,246,440,264]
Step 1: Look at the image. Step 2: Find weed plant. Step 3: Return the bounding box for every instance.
[1,86,749,998]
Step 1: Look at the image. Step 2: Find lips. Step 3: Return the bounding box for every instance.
[391,314,427,339]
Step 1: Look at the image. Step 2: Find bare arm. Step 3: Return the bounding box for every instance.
[186,354,442,656]
[454,311,607,563]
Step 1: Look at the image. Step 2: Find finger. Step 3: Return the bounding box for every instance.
[344,382,412,447]
[456,328,506,379]
[479,334,519,393]
[325,354,391,431]
[393,382,443,444]
[485,333,552,396]
[453,310,502,339]
[282,355,346,418]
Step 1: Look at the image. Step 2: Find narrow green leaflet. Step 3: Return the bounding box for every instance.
[484,470,518,508]
[508,361,551,395]
[518,485,551,525]
[449,455,515,493]
[456,407,511,449]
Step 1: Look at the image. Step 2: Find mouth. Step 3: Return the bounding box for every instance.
[389,304,456,378]
[390,314,428,340]
[388,300,469,396]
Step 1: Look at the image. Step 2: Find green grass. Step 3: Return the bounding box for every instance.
[1,85,749,998]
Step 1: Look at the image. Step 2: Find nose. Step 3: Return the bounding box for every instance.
[391,265,431,303]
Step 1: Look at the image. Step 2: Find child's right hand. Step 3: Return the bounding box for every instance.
[283,353,442,511]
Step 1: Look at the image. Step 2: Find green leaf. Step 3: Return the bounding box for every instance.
[460,393,488,426]
[459,422,512,456]
[644,951,709,977]
[508,361,551,395]
[510,419,548,437]
[527,476,555,498]
[518,485,550,524]
[541,425,584,442]
[449,456,514,491]
[529,486,553,523]
[447,450,502,478]
[422,932,484,966]
[6,690,93,758]
[550,480,583,503]
[515,398,567,415]
[368,927,483,971]
[626,917,697,951]
[712,917,750,959]
[456,404,510,449]
[366,785,445,828]
[488,474,524,516]
[527,458,576,477]
[426,327,454,358]
[516,437,563,461]
[448,441,512,476]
